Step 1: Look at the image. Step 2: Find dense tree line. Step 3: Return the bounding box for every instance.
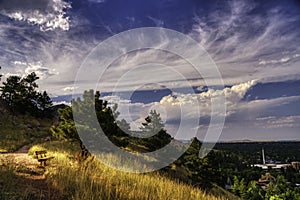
[214,142,300,164]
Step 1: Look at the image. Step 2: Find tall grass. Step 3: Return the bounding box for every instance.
[0,114,52,152]
[30,141,228,200]
[0,165,47,200]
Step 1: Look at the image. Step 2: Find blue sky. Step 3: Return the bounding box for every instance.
[1,0,300,141]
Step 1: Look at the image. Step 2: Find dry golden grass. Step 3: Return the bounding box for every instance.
[29,141,230,200]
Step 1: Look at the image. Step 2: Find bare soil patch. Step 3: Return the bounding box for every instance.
[0,145,64,200]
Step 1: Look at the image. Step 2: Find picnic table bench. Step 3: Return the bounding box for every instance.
[35,150,54,166]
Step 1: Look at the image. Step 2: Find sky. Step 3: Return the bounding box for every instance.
[1,0,300,141]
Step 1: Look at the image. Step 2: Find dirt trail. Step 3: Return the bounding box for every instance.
[15,144,31,153]
[0,145,63,199]
[0,145,38,169]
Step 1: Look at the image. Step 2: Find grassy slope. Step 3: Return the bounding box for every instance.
[0,103,238,200]
[0,112,52,152]
[0,164,63,200]
[29,141,236,200]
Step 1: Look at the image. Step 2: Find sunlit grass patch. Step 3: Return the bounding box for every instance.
[0,149,8,153]
[30,140,228,200]
[29,140,80,156]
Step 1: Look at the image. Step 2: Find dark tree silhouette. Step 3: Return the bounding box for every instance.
[0,66,2,81]
[138,110,172,151]
[51,90,130,159]
[0,72,52,117]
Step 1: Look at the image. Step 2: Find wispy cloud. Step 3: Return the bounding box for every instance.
[148,16,164,27]
[256,115,300,128]
[2,0,300,95]
[0,0,300,141]
[0,0,71,31]
[87,0,106,3]
[258,57,291,65]
[0,19,96,95]
[2,61,58,80]
[24,61,58,79]
[190,0,300,84]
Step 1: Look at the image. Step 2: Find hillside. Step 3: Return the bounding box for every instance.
[0,103,53,153]
[28,141,235,200]
[0,103,236,199]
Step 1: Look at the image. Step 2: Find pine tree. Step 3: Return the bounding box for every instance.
[51,90,130,158]
[139,110,172,150]
[0,72,52,116]
[140,110,165,136]
[37,91,53,117]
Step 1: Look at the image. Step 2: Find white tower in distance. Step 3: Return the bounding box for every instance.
[262,148,266,165]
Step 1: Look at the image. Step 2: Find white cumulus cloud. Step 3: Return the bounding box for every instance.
[102,80,257,138]
[160,80,257,118]
[62,86,79,92]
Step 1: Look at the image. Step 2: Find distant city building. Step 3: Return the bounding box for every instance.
[252,148,291,170]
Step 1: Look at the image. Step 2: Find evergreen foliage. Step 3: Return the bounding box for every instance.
[0,72,52,117]
[138,110,172,151]
[50,90,130,157]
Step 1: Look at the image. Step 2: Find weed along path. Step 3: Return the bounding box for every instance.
[0,144,63,200]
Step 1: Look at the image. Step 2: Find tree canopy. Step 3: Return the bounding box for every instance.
[50,90,130,155]
[138,110,172,151]
[51,90,174,156]
[140,110,165,136]
[0,72,52,117]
